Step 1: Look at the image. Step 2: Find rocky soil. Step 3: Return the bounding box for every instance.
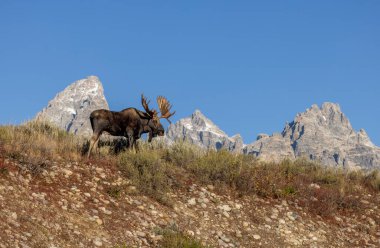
[0,156,379,248]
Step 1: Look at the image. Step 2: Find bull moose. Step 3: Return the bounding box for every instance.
[87,95,175,158]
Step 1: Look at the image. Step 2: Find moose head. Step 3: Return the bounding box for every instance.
[141,94,175,135]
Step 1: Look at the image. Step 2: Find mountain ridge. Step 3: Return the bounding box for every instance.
[34,76,380,169]
[169,102,380,169]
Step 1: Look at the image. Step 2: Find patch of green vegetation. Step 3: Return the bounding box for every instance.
[117,149,173,205]
[185,150,258,193]
[282,185,296,196]
[163,141,202,167]
[158,229,207,248]
[106,186,123,199]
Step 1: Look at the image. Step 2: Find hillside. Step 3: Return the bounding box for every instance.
[0,122,379,247]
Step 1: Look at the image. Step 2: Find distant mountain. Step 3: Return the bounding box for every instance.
[168,103,379,169]
[166,110,244,152]
[35,76,109,136]
[246,103,380,169]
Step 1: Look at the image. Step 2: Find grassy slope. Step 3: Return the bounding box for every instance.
[0,122,379,247]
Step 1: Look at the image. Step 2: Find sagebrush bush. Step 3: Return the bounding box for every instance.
[117,148,173,205]
[162,141,202,167]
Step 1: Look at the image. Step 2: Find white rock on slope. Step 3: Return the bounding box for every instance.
[35,76,109,136]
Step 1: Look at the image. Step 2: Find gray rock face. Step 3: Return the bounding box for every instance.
[35,76,109,136]
[244,133,295,160]
[166,110,244,152]
[244,103,380,169]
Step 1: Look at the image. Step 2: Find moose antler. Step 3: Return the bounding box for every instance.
[157,96,176,124]
[141,94,157,117]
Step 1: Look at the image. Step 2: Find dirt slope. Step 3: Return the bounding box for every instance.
[0,155,379,248]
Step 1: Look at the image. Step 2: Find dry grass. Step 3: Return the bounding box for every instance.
[184,152,377,216]
[1,122,379,218]
[362,170,380,191]
[0,121,83,174]
[117,148,175,205]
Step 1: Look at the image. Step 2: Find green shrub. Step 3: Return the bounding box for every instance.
[163,142,202,167]
[118,149,172,205]
[159,229,207,248]
[186,150,254,188]
[282,185,296,196]
[106,185,123,199]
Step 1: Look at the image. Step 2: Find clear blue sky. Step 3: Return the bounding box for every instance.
[0,1,379,145]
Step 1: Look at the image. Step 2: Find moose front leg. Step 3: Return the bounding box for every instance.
[148,129,153,142]
[133,139,139,151]
[125,127,136,152]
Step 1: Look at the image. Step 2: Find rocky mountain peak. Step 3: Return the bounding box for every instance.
[166,110,243,152]
[184,110,227,136]
[191,109,209,128]
[293,102,350,129]
[35,76,109,136]
[246,102,379,168]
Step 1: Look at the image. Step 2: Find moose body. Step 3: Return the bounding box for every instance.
[87,108,147,157]
[87,95,175,158]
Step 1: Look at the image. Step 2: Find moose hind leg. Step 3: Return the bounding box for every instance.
[87,133,100,158]
[94,137,100,154]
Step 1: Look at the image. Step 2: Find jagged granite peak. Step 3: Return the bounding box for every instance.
[244,132,296,160]
[35,76,109,136]
[245,102,380,169]
[166,110,244,152]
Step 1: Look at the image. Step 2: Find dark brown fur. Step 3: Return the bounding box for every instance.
[87,108,150,158]
[87,95,174,158]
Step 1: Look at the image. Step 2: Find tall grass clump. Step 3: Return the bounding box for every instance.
[185,150,255,191]
[117,147,174,205]
[362,170,380,191]
[0,121,82,173]
[163,141,203,167]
